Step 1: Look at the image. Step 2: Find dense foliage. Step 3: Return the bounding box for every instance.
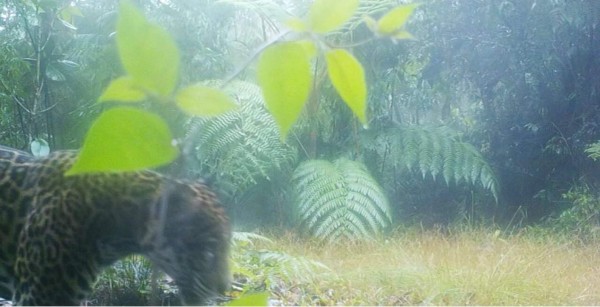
[1,0,599,304]
[1,0,598,230]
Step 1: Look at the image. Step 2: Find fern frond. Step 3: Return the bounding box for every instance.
[379,126,500,202]
[585,141,600,161]
[292,158,391,241]
[258,251,331,284]
[187,80,296,198]
[232,231,273,248]
[231,232,330,290]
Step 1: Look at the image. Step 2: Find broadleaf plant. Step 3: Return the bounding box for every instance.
[256,0,418,141]
[307,0,359,33]
[66,107,178,175]
[176,84,237,116]
[257,42,312,140]
[375,3,420,37]
[325,49,367,126]
[70,0,235,175]
[115,0,179,97]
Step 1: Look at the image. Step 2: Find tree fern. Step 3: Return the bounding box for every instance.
[292,158,391,241]
[371,126,500,202]
[186,80,296,198]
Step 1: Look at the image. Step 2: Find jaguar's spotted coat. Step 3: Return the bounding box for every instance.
[0,145,230,305]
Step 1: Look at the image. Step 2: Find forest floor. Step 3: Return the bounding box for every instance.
[255,227,600,305]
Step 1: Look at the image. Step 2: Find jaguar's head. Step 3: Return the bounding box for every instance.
[144,180,231,305]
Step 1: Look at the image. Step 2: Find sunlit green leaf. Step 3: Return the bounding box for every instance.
[60,5,83,24]
[392,30,415,40]
[325,49,367,125]
[377,3,420,36]
[176,84,237,116]
[308,0,358,33]
[98,76,146,103]
[257,42,312,140]
[296,40,317,58]
[363,15,378,33]
[226,292,269,306]
[285,17,307,32]
[66,107,178,175]
[117,0,179,96]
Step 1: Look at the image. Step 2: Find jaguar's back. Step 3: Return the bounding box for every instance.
[0,145,231,305]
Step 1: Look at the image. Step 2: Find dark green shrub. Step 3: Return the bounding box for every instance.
[551,185,600,242]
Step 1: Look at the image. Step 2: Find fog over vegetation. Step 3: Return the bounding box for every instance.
[0,0,599,305]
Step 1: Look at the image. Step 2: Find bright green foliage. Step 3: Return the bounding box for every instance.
[375,3,419,38]
[67,107,178,175]
[325,49,367,126]
[188,81,296,197]
[98,76,145,103]
[584,141,600,161]
[248,0,418,141]
[284,17,307,32]
[227,292,269,306]
[230,232,328,296]
[115,0,179,97]
[308,0,359,33]
[176,84,237,116]
[292,158,391,241]
[79,1,238,175]
[377,126,499,202]
[257,42,312,140]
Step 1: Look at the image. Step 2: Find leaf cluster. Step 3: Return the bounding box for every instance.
[68,0,237,175]
[257,0,419,139]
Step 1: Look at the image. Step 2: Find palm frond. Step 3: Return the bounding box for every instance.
[292,158,392,241]
[187,80,297,198]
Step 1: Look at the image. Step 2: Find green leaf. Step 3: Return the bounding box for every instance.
[377,3,419,36]
[59,5,83,25]
[226,292,269,306]
[308,0,358,33]
[296,40,317,58]
[176,84,237,116]
[66,107,178,175]
[285,17,307,32]
[325,49,367,125]
[391,30,414,40]
[98,76,146,103]
[117,0,179,96]
[257,42,312,140]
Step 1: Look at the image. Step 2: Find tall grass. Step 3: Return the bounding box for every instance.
[261,227,600,305]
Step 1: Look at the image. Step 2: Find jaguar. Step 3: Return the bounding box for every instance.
[0,145,231,305]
